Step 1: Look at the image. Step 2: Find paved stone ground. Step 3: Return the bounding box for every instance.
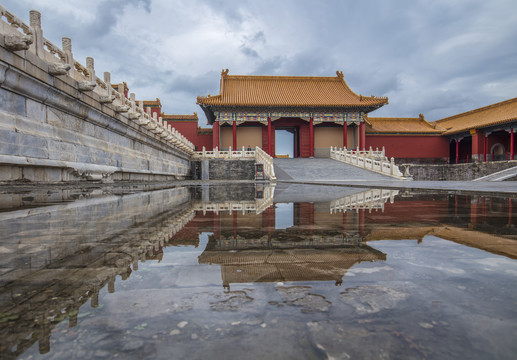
[273,158,517,196]
[274,158,393,181]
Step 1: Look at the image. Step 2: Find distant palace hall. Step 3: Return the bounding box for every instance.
[164,69,516,164]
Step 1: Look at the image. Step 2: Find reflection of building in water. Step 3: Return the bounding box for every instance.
[195,189,398,289]
[194,190,516,289]
[199,246,386,289]
[0,188,194,358]
[363,193,517,258]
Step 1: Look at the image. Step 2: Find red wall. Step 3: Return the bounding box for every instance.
[166,121,213,151]
[366,135,449,159]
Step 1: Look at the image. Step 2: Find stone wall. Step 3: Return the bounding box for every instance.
[0,8,193,183]
[209,159,256,180]
[406,161,517,181]
[190,159,256,180]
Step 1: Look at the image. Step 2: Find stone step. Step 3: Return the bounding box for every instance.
[273,158,393,181]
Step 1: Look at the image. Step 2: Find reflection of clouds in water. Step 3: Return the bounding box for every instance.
[406,261,466,275]
[275,203,294,229]
[347,266,393,276]
[339,285,409,315]
[471,257,517,269]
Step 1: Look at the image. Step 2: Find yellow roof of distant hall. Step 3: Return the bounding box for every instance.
[367,115,445,134]
[197,70,388,109]
[433,97,517,135]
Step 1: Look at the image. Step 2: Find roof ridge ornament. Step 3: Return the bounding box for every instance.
[221,68,229,77]
[336,70,344,79]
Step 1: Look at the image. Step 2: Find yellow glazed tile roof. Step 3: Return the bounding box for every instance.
[163,113,199,121]
[197,70,388,108]
[143,98,161,107]
[433,97,517,135]
[366,115,445,134]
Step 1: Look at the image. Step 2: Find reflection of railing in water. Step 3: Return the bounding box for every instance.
[193,184,275,215]
[0,189,194,358]
[330,189,399,213]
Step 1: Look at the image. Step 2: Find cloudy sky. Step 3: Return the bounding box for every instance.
[4,0,517,124]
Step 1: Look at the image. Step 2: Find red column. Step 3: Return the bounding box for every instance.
[232,120,237,150]
[267,116,272,156]
[359,122,366,150]
[213,121,220,149]
[511,128,514,160]
[483,135,488,162]
[509,198,513,227]
[309,117,314,157]
[358,209,365,236]
[455,139,460,164]
[343,123,348,149]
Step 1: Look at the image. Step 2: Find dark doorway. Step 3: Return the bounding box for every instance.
[275,127,300,158]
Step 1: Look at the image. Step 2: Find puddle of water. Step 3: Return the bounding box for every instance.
[0,184,516,359]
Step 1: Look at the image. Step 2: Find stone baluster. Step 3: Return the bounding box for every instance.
[86,57,95,81]
[62,36,73,68]
[114,83,129,112]
[78,57,96,91]
[147,112,158,130]
[128,93,140,120]
[99,72,115,103]
[390,157,395,175]
[29,10,43,57]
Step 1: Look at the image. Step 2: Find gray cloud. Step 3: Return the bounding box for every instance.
[4,0,517,121]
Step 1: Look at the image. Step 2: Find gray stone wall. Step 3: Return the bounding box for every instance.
[209,159,256,180]
[190,159,256,180]
[0,35,191,183]
[407,161,517,180]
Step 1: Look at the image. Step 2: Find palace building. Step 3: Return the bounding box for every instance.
[156,70,517,163]
[197,70,388,157]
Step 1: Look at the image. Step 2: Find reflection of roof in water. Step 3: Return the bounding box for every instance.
[199,246,386,286]
[366,226,517,259]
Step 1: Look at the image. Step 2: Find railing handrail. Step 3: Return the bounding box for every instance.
[0,5,195,155]
[330,146,405,179]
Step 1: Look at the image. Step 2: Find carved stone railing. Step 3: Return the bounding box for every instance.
[255,146,277,181]
[192,146,277,181]
[192,146,256,159]
[330,189,399,213]
[0,5,195,156]
[330,146,406,179]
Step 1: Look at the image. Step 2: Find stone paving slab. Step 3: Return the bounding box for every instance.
[279,179,517,196]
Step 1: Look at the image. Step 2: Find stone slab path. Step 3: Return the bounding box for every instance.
[273,158,517,196]
[274,158,393,181]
